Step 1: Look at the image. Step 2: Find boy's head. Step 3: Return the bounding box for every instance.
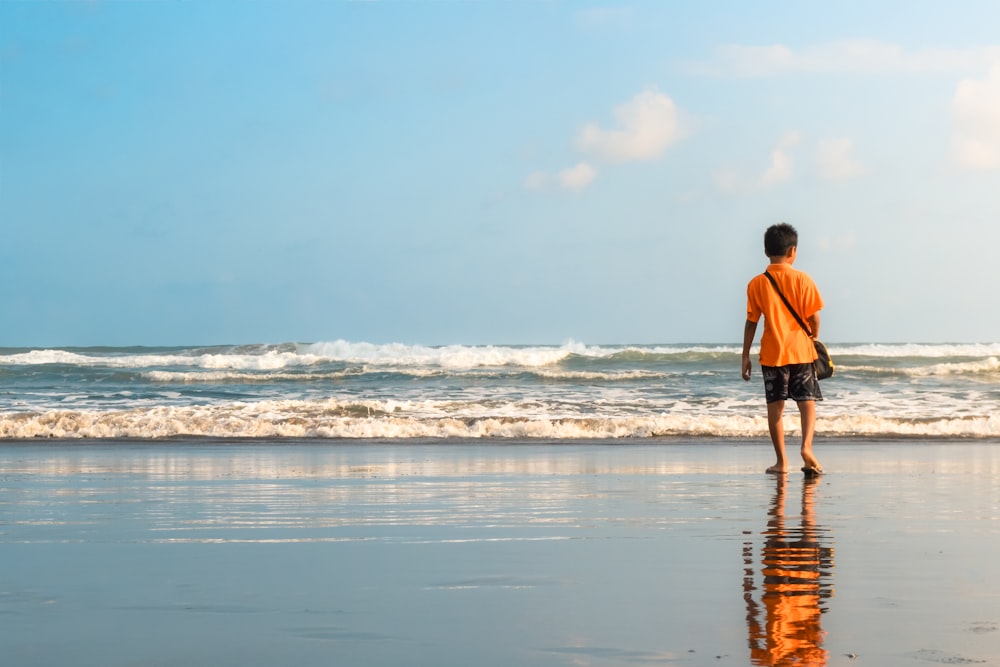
[764,223,798,258]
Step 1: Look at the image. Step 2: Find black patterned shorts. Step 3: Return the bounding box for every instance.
[762,363,823,403]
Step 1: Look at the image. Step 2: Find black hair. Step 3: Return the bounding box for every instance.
[764,223,798,257]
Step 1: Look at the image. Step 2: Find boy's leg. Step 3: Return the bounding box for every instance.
[766,399,787,473]
[796,400,821,470]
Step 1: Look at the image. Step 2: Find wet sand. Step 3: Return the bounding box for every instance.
[2,439,999,666]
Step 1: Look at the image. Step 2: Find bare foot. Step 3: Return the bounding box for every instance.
[802,456,823,471]
[801,465,823,477]
[765,465,787,474]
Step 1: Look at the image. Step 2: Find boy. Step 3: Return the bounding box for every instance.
[742,223,825,476]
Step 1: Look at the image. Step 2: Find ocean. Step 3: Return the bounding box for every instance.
[1,341,997,440]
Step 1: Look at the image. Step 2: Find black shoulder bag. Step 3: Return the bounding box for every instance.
[763,271,834,380]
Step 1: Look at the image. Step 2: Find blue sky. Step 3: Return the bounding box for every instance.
[2,1,998,346]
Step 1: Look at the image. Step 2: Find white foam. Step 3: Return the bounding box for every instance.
[906,356,1000,376]
[841,357,1000,378]
[301,340,594,368]
[831,343,1000,358]
[143,370,358,383]
[5,342,998,373]
[1,349,117,366]
[0,348,325,371]
[3,401,996,439]
[819,413,1000,437]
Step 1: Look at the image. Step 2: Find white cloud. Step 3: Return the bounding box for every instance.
[777,131,801,149]
[523,171,549,191]
[526,87,685,195]
[817,138,867,181]
[688,41,1000,77]
[575,87,680,162]
[523,163,597,193]
[951,64,1000,169]
[759,147,794,188]
[818,231,858,252]
[717,132,799,194]
[557,162,598,191]
[718,133,873,193]
[761,131,801,186]
[712,168,744,195]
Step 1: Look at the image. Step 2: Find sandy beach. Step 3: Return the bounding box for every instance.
[2,439,998,666]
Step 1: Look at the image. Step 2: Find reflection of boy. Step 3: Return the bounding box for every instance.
[742,223,824,475]
[744,476,833,666]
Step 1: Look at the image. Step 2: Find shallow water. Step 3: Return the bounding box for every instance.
[1,440,998,666]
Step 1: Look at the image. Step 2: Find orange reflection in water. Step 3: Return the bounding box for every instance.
[744,475,834,666]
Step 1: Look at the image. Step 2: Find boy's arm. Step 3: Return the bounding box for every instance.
[741,319,757,381]
[806,312,821,339]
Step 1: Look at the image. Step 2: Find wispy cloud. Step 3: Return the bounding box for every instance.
[687,41,1000,77]
[716,132,799,194]
[524,163,598,193]
[523,171,548,191]
[557,162,598,190]
[717,133,869,193]
[759,132,799,187]
[818,231,858,252]
[951,64,1000,169]
[817,138,867,181]
[574,7,633,29]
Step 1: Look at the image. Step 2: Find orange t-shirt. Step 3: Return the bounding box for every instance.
[746,264,824,367]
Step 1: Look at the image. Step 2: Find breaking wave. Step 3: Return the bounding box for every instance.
[3,340,998,440]
[2,402,996,440]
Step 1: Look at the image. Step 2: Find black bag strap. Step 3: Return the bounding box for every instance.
[763,271,814,338]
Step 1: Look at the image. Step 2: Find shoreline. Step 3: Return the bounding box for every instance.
[3,434,1000,446]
